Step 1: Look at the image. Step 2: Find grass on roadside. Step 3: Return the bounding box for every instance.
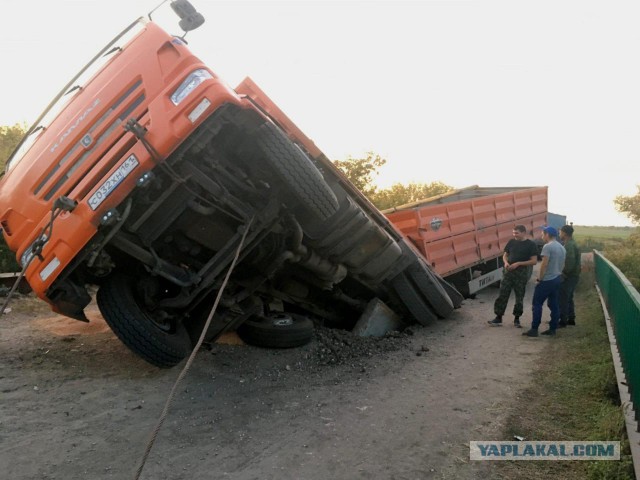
[601,234,640,291]
[487,269,635,480]
[573,225,636,253]
[573,226,636,240]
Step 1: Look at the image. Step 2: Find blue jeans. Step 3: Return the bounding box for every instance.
[532,275,562,330]
[560,275,579,322]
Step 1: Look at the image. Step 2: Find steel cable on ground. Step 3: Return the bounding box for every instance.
[134,216,255,480]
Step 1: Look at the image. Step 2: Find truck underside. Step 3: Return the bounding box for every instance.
[45,104,459,367]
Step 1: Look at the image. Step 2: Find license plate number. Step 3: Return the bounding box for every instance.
[88,154,139,210]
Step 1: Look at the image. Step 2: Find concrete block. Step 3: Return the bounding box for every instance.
[352,298,403,337]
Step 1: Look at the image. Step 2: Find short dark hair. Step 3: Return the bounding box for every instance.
[561,225,574,236]
[514,224,527,233]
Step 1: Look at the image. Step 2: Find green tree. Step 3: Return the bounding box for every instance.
[0,124,26,272]
[333,152,387,197]
[372,181,453,210]
[614,186,640,225]
[333,152,453,209]
[0,123,26,170]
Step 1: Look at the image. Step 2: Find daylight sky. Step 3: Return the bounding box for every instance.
[1,0,638,226]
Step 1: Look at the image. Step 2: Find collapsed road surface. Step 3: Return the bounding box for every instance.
[1,282,548,480]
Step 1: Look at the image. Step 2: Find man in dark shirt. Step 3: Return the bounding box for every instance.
[558,224,581,327]
[488,224,539,327]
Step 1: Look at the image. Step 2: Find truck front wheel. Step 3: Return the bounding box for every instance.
[96,273,192,368]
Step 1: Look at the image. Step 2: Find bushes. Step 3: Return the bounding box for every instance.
[0,124,24,273]
[577,237,606,251]
[575,229,639,291]
[0,238,20,272]
[602,233,640,290]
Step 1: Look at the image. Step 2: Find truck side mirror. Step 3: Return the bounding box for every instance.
[170,0,205,32]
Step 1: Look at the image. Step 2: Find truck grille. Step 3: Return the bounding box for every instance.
[34,79,145,202]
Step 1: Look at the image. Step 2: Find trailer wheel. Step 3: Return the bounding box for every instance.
[405,262,454,318]
[96,274,191,368]
[391,272,438,325]
[447,271,472,299]
[255,123,339,222]
[237,313,314,348]
[436,276,464,309]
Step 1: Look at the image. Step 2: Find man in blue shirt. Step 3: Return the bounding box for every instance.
[522,226,566,337]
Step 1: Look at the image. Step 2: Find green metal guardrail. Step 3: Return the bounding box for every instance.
[594,250,640,428]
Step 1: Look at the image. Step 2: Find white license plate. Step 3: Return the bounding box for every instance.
[88,154,139,210]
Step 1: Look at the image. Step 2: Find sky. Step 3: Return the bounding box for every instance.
[1,0,638,226]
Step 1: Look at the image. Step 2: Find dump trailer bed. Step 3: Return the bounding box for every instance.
[384,186,548,295]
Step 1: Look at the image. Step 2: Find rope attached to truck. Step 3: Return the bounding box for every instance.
[134,216,255,480]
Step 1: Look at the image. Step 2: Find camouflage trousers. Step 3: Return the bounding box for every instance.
[493,266,532,317]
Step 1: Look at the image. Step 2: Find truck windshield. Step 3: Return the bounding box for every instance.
[4,18,148,174]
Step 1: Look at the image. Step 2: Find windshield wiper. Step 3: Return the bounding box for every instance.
[28,125,45,136]
[102,46,122,57]
[63,47,121,97]
[64,85,82,96]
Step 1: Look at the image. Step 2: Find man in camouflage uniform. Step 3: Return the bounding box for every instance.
[488,224,538,328]
[558,224,581,327]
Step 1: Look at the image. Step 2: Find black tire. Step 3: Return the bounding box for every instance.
[436,276,464,309]
[237,313,314,348]
[406,262,454,318]
[447,271,472,299]
[255,123,339,221]
[96,274,191,368]
[391,272,438,326]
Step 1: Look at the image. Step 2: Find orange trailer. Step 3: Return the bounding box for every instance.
[383,186,548,295]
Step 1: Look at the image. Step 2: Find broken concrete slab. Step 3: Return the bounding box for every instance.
[352,298,404,337]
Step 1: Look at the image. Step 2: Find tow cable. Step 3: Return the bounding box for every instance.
[0,196,77,316]
[134,216,255,480]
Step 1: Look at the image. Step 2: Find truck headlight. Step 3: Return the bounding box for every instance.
[170,69,213,105]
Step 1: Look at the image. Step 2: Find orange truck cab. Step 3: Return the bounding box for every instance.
[1,1,459,367]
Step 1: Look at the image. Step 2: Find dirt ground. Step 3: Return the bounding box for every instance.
[0,279,551,480]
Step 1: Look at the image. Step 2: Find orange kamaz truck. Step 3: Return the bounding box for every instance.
[0,1,458,367]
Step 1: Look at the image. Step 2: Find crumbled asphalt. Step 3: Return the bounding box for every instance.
[312,325,413,366]
[203,323,417,381]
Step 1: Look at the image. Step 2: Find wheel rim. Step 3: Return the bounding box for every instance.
[135,281,177,333]
[143,309,173,332]
[96,273,191,368]
[270,313,294,327]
